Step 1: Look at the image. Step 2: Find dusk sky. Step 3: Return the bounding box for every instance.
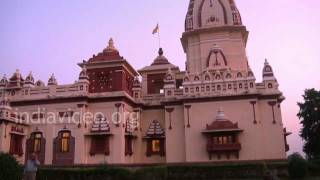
[1,0,320,155]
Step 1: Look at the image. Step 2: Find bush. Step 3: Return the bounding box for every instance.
[134,166,167,180]
[35,161,288,180]
[0,153,23,180]
[37,166,132,180]
[288,153,308,179]
[308,159,320,176]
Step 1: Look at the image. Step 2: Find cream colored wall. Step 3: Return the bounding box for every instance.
[185,30,248,74]
[183,99,286,163]
[165,105,186,163]
[137,109,166,163]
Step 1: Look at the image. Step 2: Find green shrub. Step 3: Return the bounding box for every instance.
[35,161,288,180]
[134,166,167,180]
[37,166,132,180]
[288,153,308,179]
[308,159,320,176]
[0,153,23,180]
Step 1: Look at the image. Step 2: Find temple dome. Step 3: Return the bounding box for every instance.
[185,0,242,31]
[88,38,123,62]
[151,48,170,66]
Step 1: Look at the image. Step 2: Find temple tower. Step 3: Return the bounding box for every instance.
[182,0,249,74]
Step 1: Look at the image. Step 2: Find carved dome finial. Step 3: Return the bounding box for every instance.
[151,48,170,66]
[158,48,164,56]
[104,38,118,53]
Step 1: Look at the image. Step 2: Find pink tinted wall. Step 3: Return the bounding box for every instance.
[1,0,320,155]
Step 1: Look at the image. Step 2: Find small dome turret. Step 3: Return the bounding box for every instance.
[133,76,141,88]
[36,80,45,87]
[263,59,275,78]
[79,66,89,81]
[48,74,58,86]
[0,74,8,87]
[25,71,35,86]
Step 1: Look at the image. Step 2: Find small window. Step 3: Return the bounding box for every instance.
[152,140,161,153]
[217,85,221,91]
[61,132,70,153]
[134,93,139,98]
[250,83,254,88]
[196,87,200,92]
[268,83,273,88]
[205,75,210,81]
[228,84,232,89]
[185,88,189,93]
[239,84,243,89]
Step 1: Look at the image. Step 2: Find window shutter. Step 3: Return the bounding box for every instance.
[160,139,165,157]
[25,138,33,162]
[9,135,15,155]
[17,136,23,156]
[90,138,96,156]
[128,137,133,156]
[146,139,152,157]
[125,137,129,156]
[39,138,46,164]
[104,137,110,156]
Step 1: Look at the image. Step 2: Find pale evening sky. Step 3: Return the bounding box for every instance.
[1,0,320,155]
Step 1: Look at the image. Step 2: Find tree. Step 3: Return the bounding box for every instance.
[288,153,308,179]
[0,153,23,180]
[297,88,320,159]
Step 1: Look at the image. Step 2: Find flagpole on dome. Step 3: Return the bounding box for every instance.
[152,23,161,49]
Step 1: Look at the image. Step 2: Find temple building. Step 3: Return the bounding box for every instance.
[0,0,290,166]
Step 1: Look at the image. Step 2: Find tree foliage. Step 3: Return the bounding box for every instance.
[288,153,308,179]
[0,153,23,180]
[297,88,320,159]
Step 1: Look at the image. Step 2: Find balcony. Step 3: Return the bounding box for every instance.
[207,143,241,152]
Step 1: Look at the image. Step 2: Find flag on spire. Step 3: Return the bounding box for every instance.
[152,24,159,35]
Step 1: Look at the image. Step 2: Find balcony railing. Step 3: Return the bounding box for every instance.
[207,143,241,152]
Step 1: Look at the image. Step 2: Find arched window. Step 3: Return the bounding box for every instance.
[237,72,242,78]
[33,132,42,153]
[217,85,221,91]
[268,83,273,88]
[205,75,210,81]
[185,88,189,93]
[194,76,200,81]
[26,131,46,164]
[250,83,254,88]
